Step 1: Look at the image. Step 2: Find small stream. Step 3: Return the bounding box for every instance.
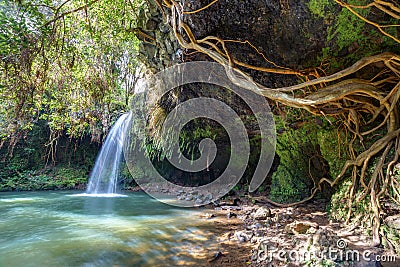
[0,191,217,267]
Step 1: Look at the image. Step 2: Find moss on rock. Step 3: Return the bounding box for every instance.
[318,127,349,179]
[270,115,329,203]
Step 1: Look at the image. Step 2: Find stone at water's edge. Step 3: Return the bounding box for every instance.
[284,220,319,235]
[253,206,272,220]
[235,230,253,243]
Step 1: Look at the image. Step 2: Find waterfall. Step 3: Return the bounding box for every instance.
[86,112,132,195]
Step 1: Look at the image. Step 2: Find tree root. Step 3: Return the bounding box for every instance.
[161,0,400,250]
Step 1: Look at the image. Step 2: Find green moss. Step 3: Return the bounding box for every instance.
[328,0,369,51]
[269,115,320,203]
[53,167,88,189]
[318,128,349,178]
[269,112,355,204]
[270,164,310,203]
[328,178,351,221]
[327,126,390,216]
[314,0,399,71]
[328,146,397,225]
[328,177,372,224]
[308,0,335,18]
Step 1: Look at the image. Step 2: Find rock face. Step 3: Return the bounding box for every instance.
[179,0,335,91]
[136,1,181,72]
[134,0,335,191]
[182,0,329,71]
[137,0,331,85]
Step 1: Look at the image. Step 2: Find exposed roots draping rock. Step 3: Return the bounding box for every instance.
[161,0,400,248]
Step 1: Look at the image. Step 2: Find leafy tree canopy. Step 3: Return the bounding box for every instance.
[0,0,142,151]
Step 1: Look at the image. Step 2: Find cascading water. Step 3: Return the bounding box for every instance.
[86,112,132,195]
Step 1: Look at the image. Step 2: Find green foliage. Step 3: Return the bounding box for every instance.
[0,0,143,191]
[0,0,141,146]
[0,167,88,191]
[232,184,241,191]
[178,124,218,161]
[0,119,100,191]
[0,0,50,55]
[141,118,222,162]
[257,185,266,193]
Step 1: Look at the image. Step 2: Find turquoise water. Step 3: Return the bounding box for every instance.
[0,191,215,267]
